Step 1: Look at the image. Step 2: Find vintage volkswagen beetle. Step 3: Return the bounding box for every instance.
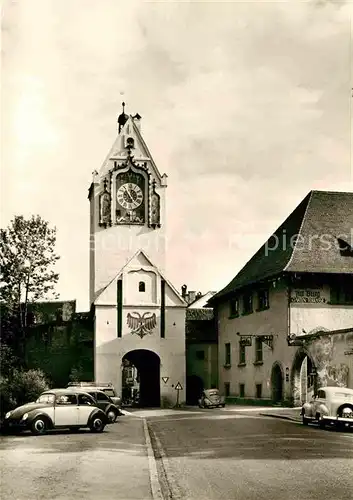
[198,389,225,409]
[301,386,353,429]
[3,389,109,435]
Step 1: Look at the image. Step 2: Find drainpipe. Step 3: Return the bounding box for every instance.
[286,274,292,405]
[287,274,291,339]
[208,345,212,388]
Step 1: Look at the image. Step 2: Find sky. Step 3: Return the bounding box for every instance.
[1,0,352,312]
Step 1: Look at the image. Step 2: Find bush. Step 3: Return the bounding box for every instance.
[0,344,17,377]
[0,368,49,421]
[69,365,83,383]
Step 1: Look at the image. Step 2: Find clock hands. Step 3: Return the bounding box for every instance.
[123,186,134,203]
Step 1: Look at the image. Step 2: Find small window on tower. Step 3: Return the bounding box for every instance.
[139,281,145,292]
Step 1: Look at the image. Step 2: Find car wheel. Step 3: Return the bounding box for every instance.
[302,415,309,425]
[338,405,353,419]
[90,416,105,433]
[31,417,47,435]
[107,410,117,423]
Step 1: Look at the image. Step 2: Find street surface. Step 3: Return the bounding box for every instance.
[147,408,353,500]
[0,415,153,500]
[1,407,352,500]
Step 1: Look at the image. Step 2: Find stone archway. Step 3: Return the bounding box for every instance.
[291,348,317,407]
[122,349,161,407]
[271,362,284,403]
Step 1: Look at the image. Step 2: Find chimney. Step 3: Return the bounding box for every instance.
[181,284,187,299]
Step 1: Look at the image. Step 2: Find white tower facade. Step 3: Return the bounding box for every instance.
[88,106,186,407]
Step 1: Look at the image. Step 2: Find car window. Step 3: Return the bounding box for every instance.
[36,394,55,404]
[317,390,326,399]
[56,394,77,406]
[78,394,95,406]
[86,391,97,400]
[96,391,110,401]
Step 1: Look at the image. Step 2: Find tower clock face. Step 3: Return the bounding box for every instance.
[117,182,144,210]
[115,171,145,224]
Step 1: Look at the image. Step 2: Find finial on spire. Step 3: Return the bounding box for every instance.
[117,102,128,133]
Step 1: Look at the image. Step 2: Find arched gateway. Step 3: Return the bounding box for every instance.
[291,348,317,407]
[122,349,161,407]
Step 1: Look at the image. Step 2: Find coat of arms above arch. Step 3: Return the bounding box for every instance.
[127,312,157,338]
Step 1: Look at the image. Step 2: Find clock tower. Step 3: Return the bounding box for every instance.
[89,103,168,303]
[88,104,186,408]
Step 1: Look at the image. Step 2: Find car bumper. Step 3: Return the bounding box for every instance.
[2,419,29,432]
[322,416,353,426]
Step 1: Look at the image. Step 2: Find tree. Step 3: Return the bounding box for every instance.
[0,215,60,356]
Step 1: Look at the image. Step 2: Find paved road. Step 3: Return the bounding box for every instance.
[0,416,153,500]
[2,408,352,500]
[147,409,353,500]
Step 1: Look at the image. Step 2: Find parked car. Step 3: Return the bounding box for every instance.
[67,382,121,408]
[198,389,225,409]
[69,388,122,423]
[3,389,109,435]
[301,386,353,430]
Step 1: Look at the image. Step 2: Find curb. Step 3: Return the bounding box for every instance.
[142,417,164,500]
[259,412,301,423]
[120,409,137,416]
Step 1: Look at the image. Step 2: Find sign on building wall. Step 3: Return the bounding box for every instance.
[290,289,326,304]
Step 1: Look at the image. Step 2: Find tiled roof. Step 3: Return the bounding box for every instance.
[186,308,214,321]
[210,191,353,303]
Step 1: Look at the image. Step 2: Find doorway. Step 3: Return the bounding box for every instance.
[186,375,204,405]
[122,349,161,407]
[291,349,317,406]
[271,363,283,403]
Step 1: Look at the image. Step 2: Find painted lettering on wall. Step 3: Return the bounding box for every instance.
[290,289,326,304]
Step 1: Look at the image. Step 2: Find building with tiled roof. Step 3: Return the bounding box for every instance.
[208,190,353,406]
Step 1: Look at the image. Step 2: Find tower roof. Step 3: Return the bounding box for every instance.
[94,109,167,185]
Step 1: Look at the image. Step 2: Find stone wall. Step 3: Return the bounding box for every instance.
[24,302,94,387]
